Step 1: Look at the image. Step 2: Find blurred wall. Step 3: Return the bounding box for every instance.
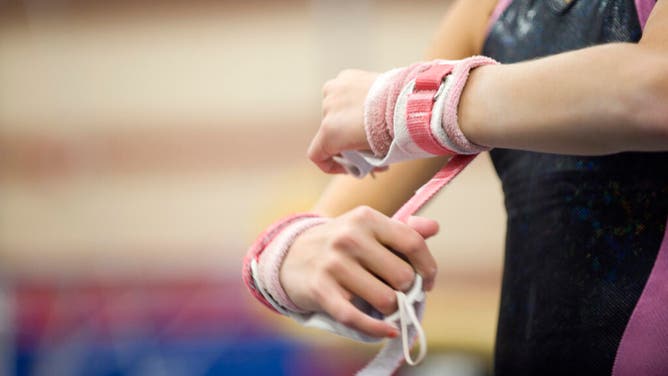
[0,0,506,374]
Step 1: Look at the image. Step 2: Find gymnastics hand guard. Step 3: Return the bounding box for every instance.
[243,55,497,375]
[242,213,428,375]
[335,56,497,178]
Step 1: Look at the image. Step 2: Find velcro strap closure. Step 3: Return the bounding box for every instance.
[407,64,455,155]
[414,64,453,91]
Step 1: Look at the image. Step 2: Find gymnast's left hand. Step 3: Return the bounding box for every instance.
[308,69,379,174]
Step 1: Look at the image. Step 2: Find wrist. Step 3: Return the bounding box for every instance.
[257,216,327,313]
[458,64,494,149]
[364,69,400,156]
[242,213,326,314]
[337,56,497,178]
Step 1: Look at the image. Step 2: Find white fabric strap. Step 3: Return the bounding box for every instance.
[254,254,428,373]
[299,275,425,344]
[396,291,427,366]
[335,78,439,179]
[249,216,429,369]
[430,74,459,153]
[250,58,493,373]
[356,275,426,375]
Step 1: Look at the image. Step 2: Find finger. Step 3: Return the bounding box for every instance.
[307,132,342,174]
[371,217,438,292]
[351,235,416,293]
[309,115,368,172]
[346,207,438,291]
[333,257,401,316]
[406,216,440,239]
[319,158,346,174]
[320,285,399,339]
[307,138,344,174]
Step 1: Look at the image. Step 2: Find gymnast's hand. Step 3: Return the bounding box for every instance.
[308,69,379,174]
[280,206,439,338]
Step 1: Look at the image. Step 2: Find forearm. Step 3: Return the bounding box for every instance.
[313,0,497,217]
[460,43,668,155]
[313,157,448,217]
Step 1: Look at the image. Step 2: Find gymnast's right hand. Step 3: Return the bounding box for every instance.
[279,206,439,338]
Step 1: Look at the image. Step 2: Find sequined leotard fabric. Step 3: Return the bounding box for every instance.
[482,1,667,375]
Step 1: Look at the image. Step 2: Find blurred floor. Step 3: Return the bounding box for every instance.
[0,1,505,375]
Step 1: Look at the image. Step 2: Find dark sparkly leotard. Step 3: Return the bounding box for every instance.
[482,1,667,375]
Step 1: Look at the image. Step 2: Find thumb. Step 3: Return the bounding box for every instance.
[406,216,439,239]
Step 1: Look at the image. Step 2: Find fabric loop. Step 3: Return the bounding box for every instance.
[396,291,427,366]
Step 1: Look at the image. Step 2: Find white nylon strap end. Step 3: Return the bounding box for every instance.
[396,292,427,366]
[334,151,378,179]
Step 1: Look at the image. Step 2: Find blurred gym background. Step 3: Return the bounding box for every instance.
[0,0,506,375]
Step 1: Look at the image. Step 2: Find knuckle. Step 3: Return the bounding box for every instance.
[320,253,342,275]
[425,264,438,280]
[335,308,355,327]
[377,291,398,314]
[395,266,416,288]
[404,232,427,255]
[320,117,336,136]
[330,227,358,251]
[351,205,376,222]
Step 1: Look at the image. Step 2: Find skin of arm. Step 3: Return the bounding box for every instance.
[308,2,668,172]
[278,0,499,339]
[460,1,668,155]
[282,0,667,337]
[313,0,498,217]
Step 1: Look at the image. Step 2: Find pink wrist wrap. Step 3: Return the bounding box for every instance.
[364,62,428,156]
[243,55,499,375]
[365,56,497,158]
[242,213,327,314]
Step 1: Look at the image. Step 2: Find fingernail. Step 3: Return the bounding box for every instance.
[388,328,399,338]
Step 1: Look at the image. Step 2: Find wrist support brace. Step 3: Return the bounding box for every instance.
[242,213,326,314]
[243,156,477,375]
[243,56,492,374]
[336,56,498,178]
[243,212,429,374]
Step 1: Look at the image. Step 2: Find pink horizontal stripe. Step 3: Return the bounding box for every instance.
[14,276,252,343]
[0,126,310,181]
